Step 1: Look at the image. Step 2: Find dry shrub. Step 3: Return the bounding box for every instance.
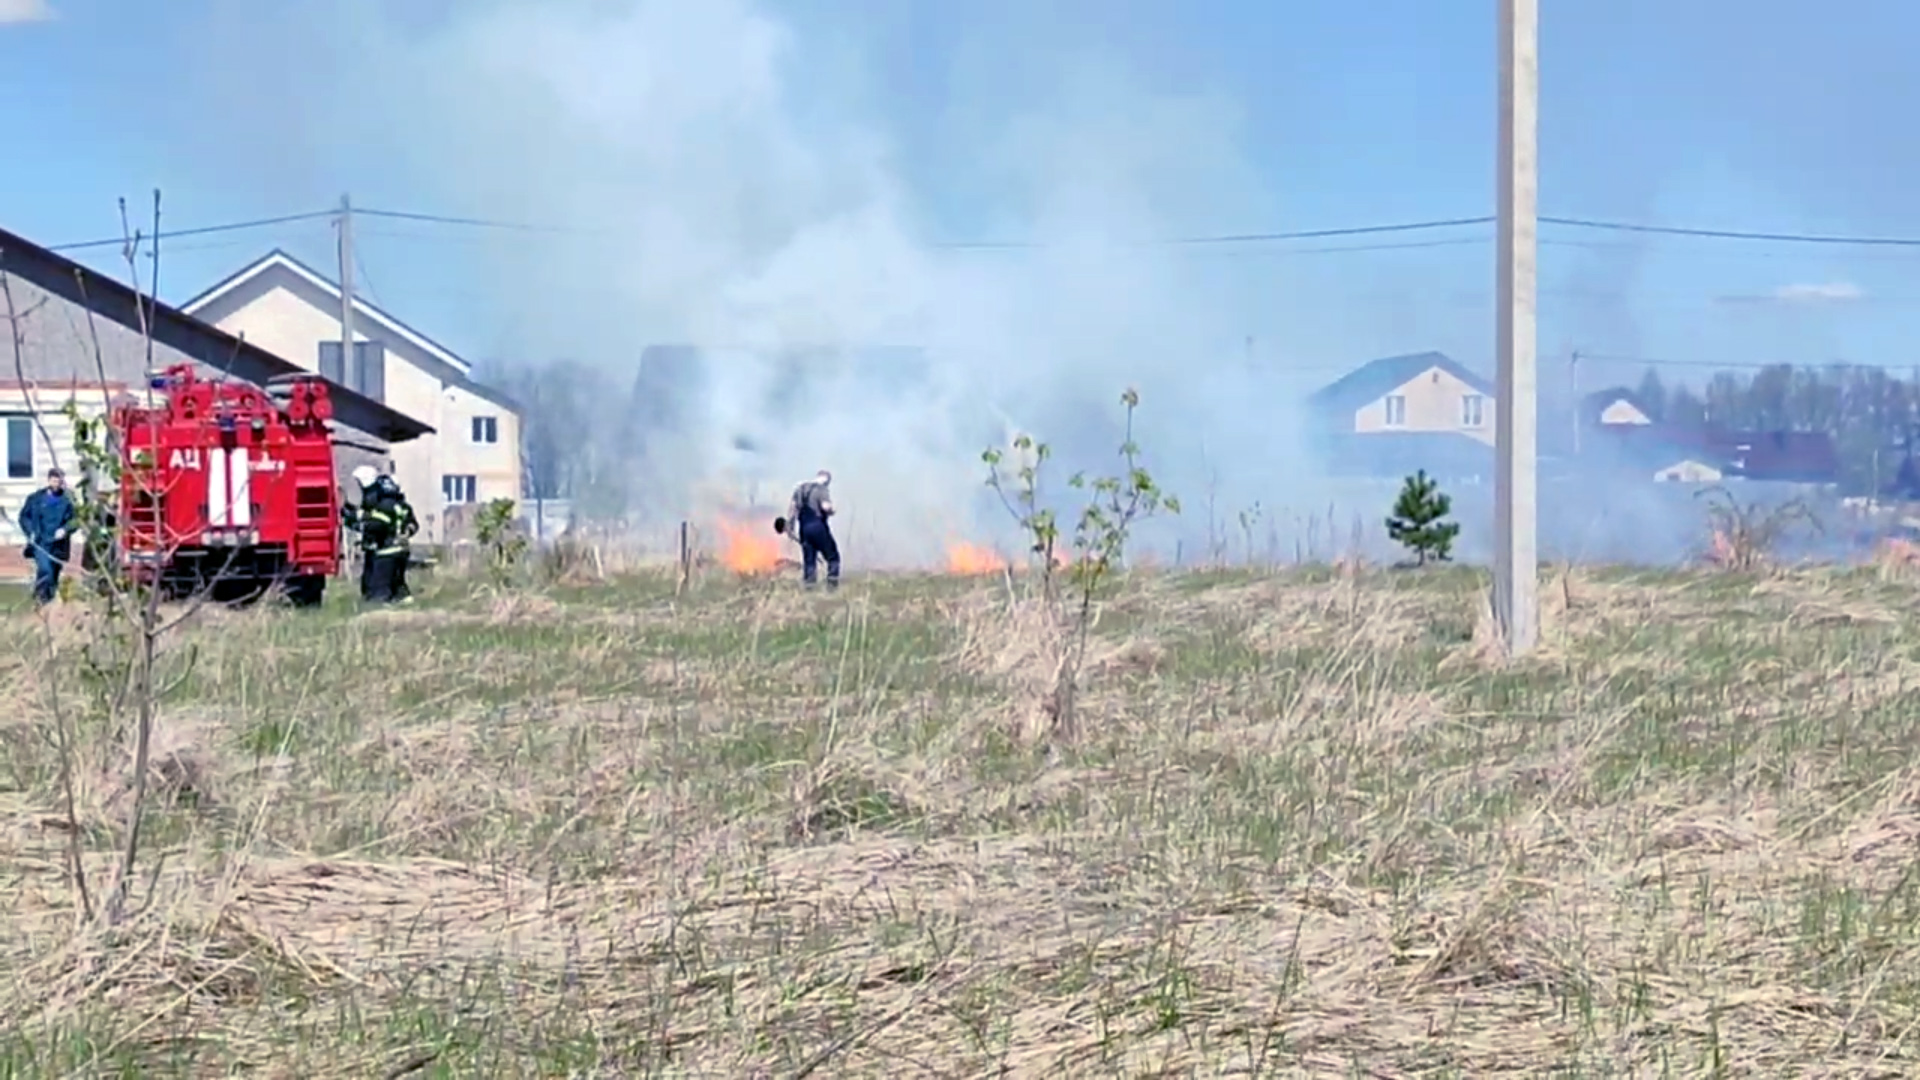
[539,533,604,583]
[1699,485,1819,571]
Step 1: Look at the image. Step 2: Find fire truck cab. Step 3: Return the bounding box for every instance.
[112,364,345,605]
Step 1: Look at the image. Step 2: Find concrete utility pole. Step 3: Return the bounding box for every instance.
[1494,0,1539,655]
[336,193,356,392]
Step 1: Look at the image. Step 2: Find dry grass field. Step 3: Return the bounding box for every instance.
[4,563,1920,1077]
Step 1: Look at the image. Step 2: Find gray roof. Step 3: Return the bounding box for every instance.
[185,247,521,414]
[0,224,432,443]
[1310,351,1494,412]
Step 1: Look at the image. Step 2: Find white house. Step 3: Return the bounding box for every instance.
[182,249,522,541]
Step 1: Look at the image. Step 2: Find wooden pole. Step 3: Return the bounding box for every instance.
[677,519,690,594]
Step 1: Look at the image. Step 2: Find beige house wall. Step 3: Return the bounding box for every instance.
[195,276,521,541]
[1350,365,1495,445]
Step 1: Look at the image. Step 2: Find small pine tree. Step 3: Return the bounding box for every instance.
[1386,470,1459,566]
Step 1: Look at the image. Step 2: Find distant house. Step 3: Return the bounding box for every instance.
[1580,387,1658,429]
[182,249,523,540]
[1308,351,1496,480]
[1654,458,1724,484]
[0,222,428,559]
[1583,417,1838,486]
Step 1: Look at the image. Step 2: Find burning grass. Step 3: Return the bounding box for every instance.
[4,564,1920,1074]
[715,514,786,574]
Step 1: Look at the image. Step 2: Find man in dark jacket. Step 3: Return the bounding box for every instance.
[343,469,419,604]
[18,467,75,607]
[787,468,840,589]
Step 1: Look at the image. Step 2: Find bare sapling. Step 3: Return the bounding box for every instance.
[9,191,250,928]
[1698,484,1821,572]
[982,388,1179,740]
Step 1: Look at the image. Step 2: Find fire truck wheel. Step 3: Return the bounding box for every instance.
[284,574,326,609]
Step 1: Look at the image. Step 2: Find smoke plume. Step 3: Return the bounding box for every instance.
[170,0,1399,566]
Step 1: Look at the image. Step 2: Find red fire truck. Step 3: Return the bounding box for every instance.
[110,364,345,605]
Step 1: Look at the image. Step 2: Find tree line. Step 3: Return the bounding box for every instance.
[480,359,631,516]
[483,358,1920,521]
[1624,365,1920,496]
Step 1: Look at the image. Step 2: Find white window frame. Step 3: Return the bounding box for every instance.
[1461,393,1486,428]
[3,415,32,479]
[471,416,499,444]
[442,474,478,505]
[1383,395,1408,427]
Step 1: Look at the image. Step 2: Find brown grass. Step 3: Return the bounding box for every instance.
[1,562,1919,1075]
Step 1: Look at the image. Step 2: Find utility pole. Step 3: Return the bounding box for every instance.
[1494,0,1539,656]
[336,193,356,393]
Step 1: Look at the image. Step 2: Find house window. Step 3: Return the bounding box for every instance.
[442,474,478,505]
[1461,394,1486,427]
[471,416,498,444]
[4,416,31,479]
[1384,395,1407,427]
[317,341,387,402]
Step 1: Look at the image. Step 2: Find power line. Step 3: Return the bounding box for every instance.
[357,207,1502,246]
[1542,216,1920,247]
[354,204,1920,250]
[46,203,1920,261]
[356,222,1496,257]
[47,209,336,253]
[934,216,1500,249]
[352,248,383,310]
[354,207,576,234]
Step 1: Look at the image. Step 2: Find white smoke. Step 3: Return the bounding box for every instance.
[171,0,1451,565]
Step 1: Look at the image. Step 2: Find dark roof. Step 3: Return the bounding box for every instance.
[1310,351,1494,412]
[1586,423,1839,483]
[0,225,431,443]
[184,247,521,414]
[1712,429,1839,483]
[1582,427,1721,473]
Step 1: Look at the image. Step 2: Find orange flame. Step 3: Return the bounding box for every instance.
[947,541,1007,575]
[1707,529,1735,566]
[1882,538,1920,567]
[717,517,782,574]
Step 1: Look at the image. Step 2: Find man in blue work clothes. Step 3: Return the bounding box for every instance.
[18,467,76,607]
[787,468,840,589]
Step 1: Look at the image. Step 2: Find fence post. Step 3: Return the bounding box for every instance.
[677,520,691,594]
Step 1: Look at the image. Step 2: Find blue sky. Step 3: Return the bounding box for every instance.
[3,0,1919,406]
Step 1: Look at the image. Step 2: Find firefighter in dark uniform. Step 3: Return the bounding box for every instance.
[343,465,419,604]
